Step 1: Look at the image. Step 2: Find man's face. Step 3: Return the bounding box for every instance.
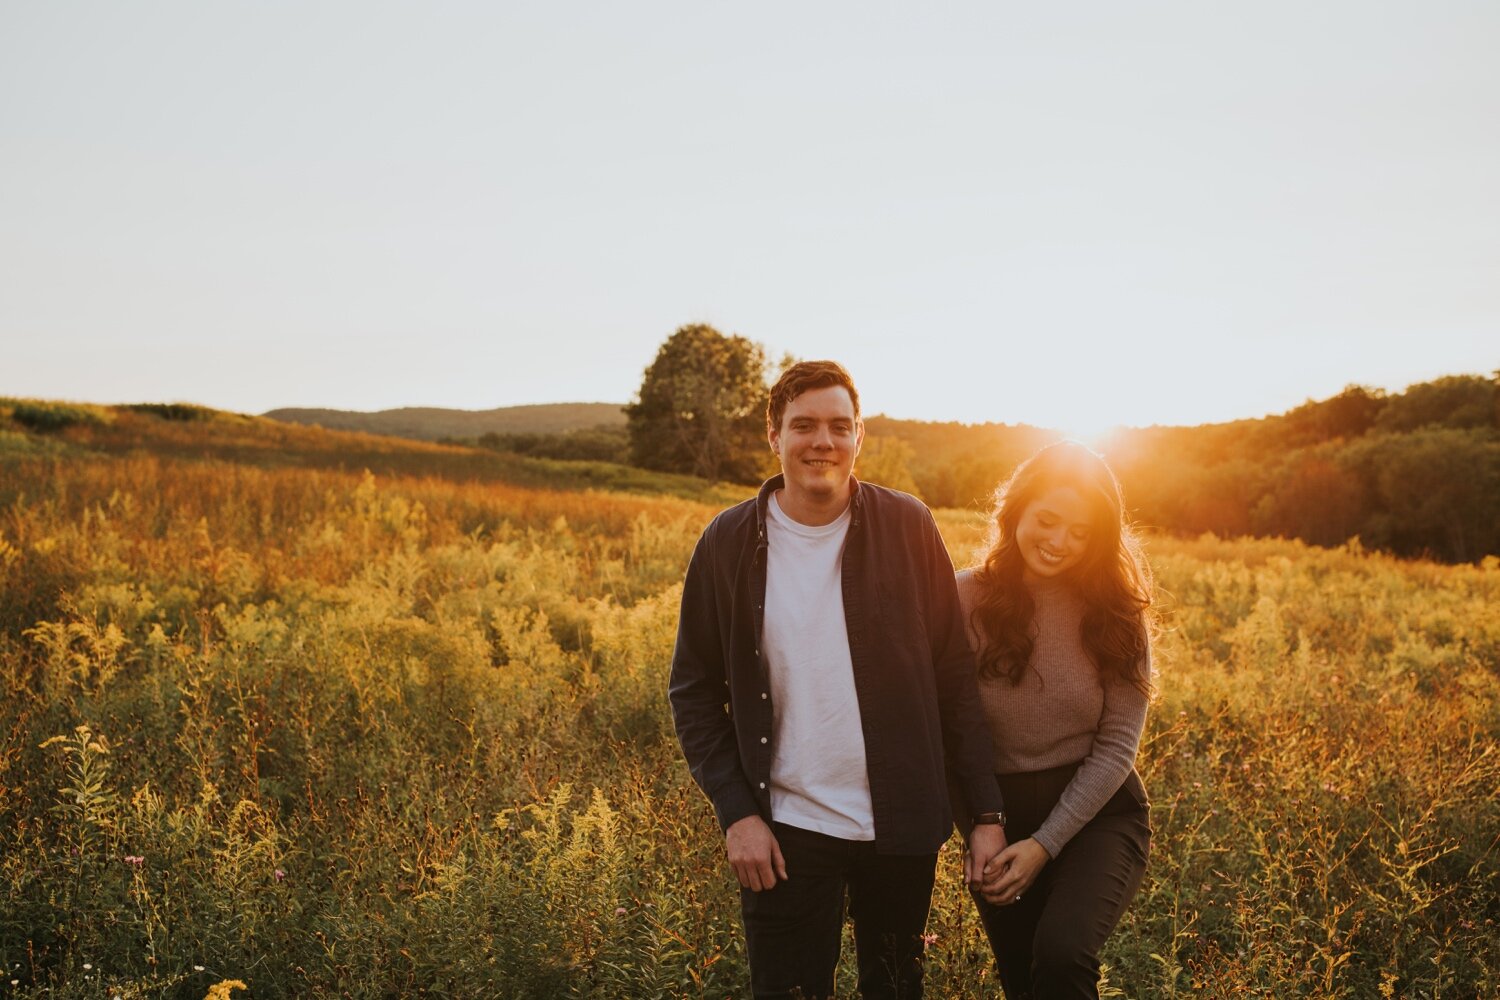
[769,384,864,504]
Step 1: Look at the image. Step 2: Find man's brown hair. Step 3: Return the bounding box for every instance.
[767,360,861,433]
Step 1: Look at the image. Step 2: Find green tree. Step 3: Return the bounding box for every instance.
[626,324,770,482]
[1250,451,1367,546]
[855,435,921,497]
[1345,427,1500,560]
[1279,385,1387,445]
[1374,374,1497,433]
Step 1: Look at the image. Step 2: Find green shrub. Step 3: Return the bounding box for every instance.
[5,399,112,432]
[125,403,217,422]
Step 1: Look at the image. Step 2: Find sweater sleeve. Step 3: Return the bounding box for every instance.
[1031,644,1150,858]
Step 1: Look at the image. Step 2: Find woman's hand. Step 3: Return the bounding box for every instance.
[981,837,1051,905]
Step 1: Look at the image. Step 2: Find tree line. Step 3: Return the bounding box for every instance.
[869,376,1498,562]
[492,324,1497,563]
[1108,377,1499,562]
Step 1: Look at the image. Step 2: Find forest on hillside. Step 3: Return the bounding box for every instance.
[871,374,1499,563]
[467,372,1500,563]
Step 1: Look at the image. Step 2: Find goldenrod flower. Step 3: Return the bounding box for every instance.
[204,980,248,1000]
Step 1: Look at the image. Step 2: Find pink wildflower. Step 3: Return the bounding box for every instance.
[123,855,144,867]
[274,869,286,882]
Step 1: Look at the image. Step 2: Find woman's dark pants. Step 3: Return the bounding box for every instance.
[740,822,938,1000]
[974,765,1150,1000]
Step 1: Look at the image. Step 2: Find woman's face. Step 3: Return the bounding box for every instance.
[1014,485,1093,580]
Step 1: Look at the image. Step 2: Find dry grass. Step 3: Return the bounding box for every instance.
[0,428,1496,998]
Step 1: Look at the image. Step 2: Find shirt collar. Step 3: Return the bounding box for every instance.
[755,474,863,540]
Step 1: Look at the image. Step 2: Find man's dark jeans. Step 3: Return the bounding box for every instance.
[740,823,938,1000]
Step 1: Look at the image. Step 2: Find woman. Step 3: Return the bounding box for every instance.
[956,440,1155,1000]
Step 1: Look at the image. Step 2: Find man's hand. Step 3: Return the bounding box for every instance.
[965,823,1008,887]
[982,837,1050,905]
[726,815,788,891]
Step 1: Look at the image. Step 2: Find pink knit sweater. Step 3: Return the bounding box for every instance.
[956,568,1149,857]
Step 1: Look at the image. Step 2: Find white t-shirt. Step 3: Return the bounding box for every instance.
[763,492,875,841]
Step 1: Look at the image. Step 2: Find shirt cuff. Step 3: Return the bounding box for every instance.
[711,781,762,833]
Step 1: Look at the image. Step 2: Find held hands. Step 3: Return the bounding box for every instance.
[964,823,1007,888]
[981,837,1051,905]
[725,815,788,891]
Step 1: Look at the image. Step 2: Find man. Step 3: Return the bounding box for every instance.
[669,361,1007,999]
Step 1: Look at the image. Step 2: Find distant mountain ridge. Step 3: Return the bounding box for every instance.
[262,402,626,441]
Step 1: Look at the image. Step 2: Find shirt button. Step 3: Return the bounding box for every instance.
[760,737,768,744]
[761,692,768,699]
[759,782,766,789]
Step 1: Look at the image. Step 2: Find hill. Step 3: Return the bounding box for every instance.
[257,377,1499,562]
[262,401,626,440]
[0,399,741,509]
[6,372,1497,563]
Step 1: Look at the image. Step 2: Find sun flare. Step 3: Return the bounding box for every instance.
[1052,419,1125,453]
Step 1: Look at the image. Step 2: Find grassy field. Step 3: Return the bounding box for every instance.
[1,404,1497,998]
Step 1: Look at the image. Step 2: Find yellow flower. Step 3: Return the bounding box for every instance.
[204,980,248,1000]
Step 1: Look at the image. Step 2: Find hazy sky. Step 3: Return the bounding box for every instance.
[2,1,1496,433]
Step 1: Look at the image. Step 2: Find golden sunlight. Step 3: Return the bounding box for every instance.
[1053,419,1124,453]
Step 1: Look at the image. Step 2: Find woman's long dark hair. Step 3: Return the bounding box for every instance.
[971,441,1154,696]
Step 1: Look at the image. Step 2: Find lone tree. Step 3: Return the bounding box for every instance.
[626,324,771,482]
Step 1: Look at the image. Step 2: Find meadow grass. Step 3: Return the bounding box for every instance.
[0,437,1496,997]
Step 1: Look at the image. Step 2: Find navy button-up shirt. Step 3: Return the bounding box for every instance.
[669,475,1004,855]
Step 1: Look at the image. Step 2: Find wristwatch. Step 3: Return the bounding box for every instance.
[971,811,1006,828]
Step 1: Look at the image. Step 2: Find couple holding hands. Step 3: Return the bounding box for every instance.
[670,361,1155,999]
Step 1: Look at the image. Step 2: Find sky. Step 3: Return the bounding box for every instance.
[2,1,1496,436]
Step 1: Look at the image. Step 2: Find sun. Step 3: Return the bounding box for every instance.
[1051,415,1126,453]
